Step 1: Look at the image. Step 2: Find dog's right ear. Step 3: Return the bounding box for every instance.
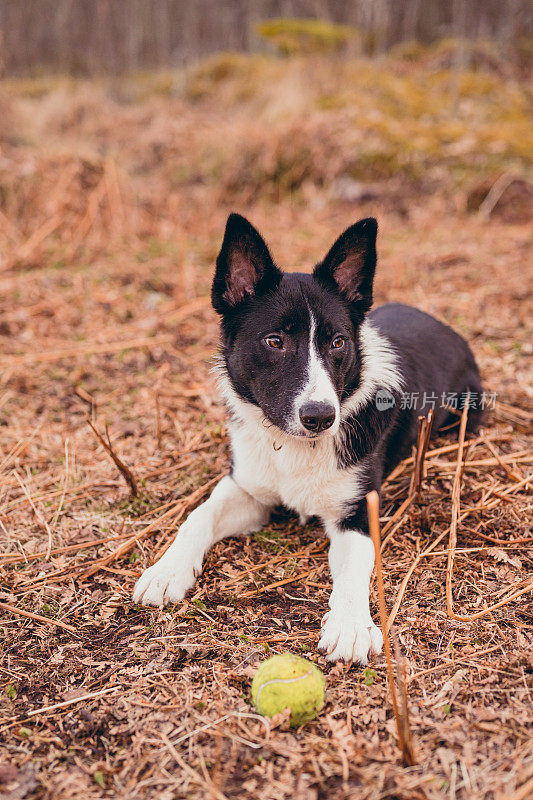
[212,214,281,313]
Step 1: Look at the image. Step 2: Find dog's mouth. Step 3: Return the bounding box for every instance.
[261,414,338,442]
[297,425,338,440]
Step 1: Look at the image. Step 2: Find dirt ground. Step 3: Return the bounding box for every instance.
[0,55,532,800]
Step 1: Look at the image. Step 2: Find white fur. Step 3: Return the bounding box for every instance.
[340,318,403,420]
[133,475,270,607]
[319,525,383,663]
[133,320,400,663]
[224,392,364,519]
[292,310,340,436]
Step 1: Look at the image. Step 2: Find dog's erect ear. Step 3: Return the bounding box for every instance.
[313,218,377,311]
[212,214,281,313]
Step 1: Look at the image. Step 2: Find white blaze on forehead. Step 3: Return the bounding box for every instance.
[294,309,340,432]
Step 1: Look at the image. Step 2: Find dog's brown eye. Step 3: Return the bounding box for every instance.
[265,335,283,349]
[331,336,345,350]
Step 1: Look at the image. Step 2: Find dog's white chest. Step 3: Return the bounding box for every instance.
[229,420,361,521]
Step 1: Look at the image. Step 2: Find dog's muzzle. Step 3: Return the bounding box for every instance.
[299,401,336,433]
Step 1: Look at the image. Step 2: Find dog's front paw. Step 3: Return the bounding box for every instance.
[132,556,200,608]
[318,612,383,664]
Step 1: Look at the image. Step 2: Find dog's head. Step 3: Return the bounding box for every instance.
[212,213,377,439]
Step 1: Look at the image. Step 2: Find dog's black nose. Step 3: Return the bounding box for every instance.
[299,402,336,433]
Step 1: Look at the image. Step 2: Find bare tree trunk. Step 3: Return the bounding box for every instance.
[0,0,530,76]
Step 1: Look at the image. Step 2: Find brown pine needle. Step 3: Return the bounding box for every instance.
[86,417,138,497]
[0,601,76,633]
[26,687,120,718]
[386,472,531,631]
[0,530,136,565]
[82,472,224,581]
[13,469,53,559]
[0,334,173,366]
[240,567,319,598]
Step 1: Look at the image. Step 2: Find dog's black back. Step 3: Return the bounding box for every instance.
[370,302,483,473]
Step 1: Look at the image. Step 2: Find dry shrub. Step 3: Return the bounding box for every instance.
[0,88,16,142]
[1,50,531,267]
[466,177,533,223]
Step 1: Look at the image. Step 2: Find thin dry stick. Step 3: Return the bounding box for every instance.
[387,473,531,630]
[0,208,21,244]
[410,410,433,498]
[224,540,328,586]
[104,158,125,238]
[13,470,53,560]
[153,363,169,452]
[160,732,229,800]
[68,175,106,256]
[503,776,533,800]
[446,395,471,619]
[478,173,526,220]
[383,432,513,483]
[483,438,522,482]
[26,686,120,717]
[393,637,416,764]
[428,450,532,471]
[155,391,162,449]
[468,529,533,546]
[86,418,138,497]
[0,601,76,633]
[367,490,416,766]
[0,424,43,474]
[447,579,533,622]
[408,643,505,683]
[380,515,409,553]
[1,478,120,515]
[240,567,319,598]
[0,334,173,366]
[0,530,141,565]
[11,214,62,265]
[410,415,426,496]
[81,472,223,580]
[381,492,415,538]
[49,437,70,545]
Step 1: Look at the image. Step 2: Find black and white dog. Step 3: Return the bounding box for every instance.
[133,214,482,664]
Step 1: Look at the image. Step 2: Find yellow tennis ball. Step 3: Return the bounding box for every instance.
[251,653,325,727]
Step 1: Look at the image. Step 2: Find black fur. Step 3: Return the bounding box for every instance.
[212,214,483,536]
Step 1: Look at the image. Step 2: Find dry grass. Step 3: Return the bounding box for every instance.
[0,53,532,799]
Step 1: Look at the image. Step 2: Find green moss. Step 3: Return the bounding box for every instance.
[253,528,291,553]
[256,18,358,56]
[185,53,267,101]
[348,151,404,181]
[389,40,429,63]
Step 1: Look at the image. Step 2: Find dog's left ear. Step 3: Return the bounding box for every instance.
[212,213,281,313]
[313,218,377,312]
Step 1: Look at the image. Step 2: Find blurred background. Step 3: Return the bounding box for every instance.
[2,1,532,75]
[1,0,531,277]
[0,0,531,378]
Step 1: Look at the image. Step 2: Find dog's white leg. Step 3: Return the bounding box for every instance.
[133,475,270,607]
[318,524,383,664]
